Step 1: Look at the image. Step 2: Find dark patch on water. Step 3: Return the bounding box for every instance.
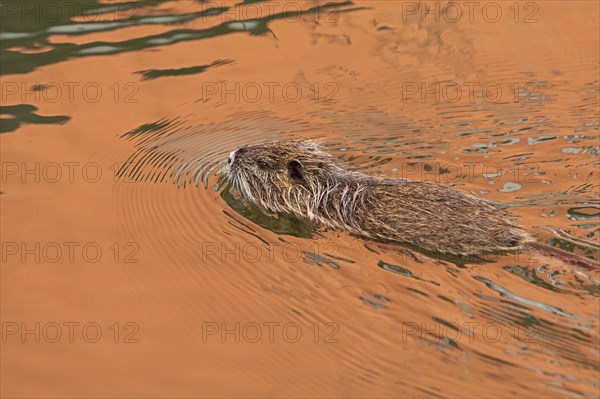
[0,104,70,133]
[503,265,560,292]
[1,1,364,75]
[303,252,340,269]
[135,59,233,81]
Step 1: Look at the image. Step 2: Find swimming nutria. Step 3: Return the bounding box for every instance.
[227,139,599,269]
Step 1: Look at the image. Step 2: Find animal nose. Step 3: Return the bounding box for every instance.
[228,150,236,165]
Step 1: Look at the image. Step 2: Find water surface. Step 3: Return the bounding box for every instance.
[1,1,599,397]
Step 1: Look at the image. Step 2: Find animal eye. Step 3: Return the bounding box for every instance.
[257,160,269,169]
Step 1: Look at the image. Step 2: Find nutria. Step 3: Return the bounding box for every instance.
[227,139,599,269]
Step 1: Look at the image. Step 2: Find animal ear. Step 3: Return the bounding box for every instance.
[287,160,303,182]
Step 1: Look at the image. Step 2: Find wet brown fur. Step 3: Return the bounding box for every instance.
[227,139,599,269]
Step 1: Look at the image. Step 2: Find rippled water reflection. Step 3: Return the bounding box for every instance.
[1,1,599,397]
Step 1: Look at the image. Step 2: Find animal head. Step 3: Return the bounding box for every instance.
[227,139,345,213]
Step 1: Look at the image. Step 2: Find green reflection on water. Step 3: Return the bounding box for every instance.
[0,104,70,133]
[1,1,363,75]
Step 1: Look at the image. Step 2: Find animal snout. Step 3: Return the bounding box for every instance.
[229,146,247,164]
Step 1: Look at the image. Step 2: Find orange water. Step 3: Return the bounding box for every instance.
[1,1,599,397]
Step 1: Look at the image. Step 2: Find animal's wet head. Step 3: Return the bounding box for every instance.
[227,139,344,211]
